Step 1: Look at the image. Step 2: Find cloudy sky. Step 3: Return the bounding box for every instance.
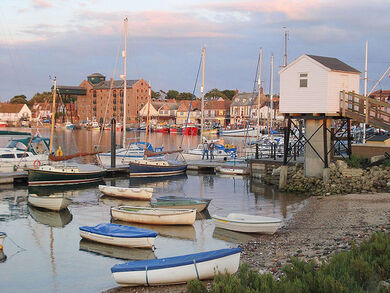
[0,0,389,101]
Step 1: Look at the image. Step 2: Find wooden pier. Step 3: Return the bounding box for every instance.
[187,160,249,173]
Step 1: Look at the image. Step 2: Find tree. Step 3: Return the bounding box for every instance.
[205,88,227,100]
[10,95,28,104]
[151,90,161,99]
[166,90,179,100]
[28,91,52,106]
[221,89,236,100]
[177,92,195,100]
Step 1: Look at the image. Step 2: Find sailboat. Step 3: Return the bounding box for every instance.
[128,82,187,177]
[28,78,106,186]
[96,18,162,167]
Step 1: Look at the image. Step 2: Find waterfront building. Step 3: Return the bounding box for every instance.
[0,103,31,123]
[139,100,178,124]
[31,103,51,120]
[176,100,201,125]
[60,73,150,125]
[204,100,232,127]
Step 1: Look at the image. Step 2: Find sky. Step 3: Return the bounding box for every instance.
[0,0,389,101]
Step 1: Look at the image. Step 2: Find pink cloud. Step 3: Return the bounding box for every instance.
[32,0,52,8]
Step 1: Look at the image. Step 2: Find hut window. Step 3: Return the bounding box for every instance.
[300,73,308,88]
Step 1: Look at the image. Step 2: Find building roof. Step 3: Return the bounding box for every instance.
[177,100,201,111]
[307,55,361,73]
[370,90,390,97]
[231,93,258,106]
[92,79,139,90]
[0,103,26,113]
[204,100,232,110]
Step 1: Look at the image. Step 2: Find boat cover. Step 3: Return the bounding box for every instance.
[0,232,6,237]
[79,223,157,238]
[111,247,241,273]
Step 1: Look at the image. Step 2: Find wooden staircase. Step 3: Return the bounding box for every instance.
[340,91,390,131]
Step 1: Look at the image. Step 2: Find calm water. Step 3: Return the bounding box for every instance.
[0,129,305,292]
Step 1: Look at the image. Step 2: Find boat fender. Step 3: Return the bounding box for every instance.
[145,265,149,286]
[33,160,41,168]
[193,259,200,279]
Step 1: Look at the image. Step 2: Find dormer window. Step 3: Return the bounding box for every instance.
[300,73,308,88]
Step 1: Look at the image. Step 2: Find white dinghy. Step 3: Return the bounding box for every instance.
[218,167,249,175]
[27,194,71,211]
[79,223,157,248]
[111,206,196,225]
[212,213,281,234]
[99,185,153,201]
[111,247,241,287]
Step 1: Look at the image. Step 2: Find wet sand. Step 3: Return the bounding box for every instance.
[104,193,390,292]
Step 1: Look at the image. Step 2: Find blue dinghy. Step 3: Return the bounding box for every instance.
[111,247,241,286]
[79,223,157,248]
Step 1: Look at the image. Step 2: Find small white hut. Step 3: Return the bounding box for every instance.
[279,54,360,114]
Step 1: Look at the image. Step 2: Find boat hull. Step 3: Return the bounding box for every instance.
[112,250,241,286]
[99,185,153,200]
[79,230,155,248]
[218,167,249,175]
[212,214,281,234]
[28,169,106,186]
[220,128,258,137]
[129,162,187,177]
[156,196,212,208]
[27,195,71,211]
[111,206,196,225]
[151,201,207,213]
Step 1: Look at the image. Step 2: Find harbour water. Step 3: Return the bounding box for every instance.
[0,129,305,292]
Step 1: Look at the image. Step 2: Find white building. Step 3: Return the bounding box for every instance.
[0,104,32,122]
[279,54,360,114]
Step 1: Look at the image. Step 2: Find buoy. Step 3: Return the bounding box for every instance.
[56,146,63,157]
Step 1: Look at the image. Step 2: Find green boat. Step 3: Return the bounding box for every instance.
[151,199,208,212]
[28,165,106,186]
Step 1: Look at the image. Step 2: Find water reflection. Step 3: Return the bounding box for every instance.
[212,227,256,244]
[28,181,102,197]
[128,173,188,188]
[0,188,28,222]
[99,195,151,208]
[196,210,211,220]
[79,239,156,260]
[28,206,73,227]
[0,250,6,262]
[112,219,197,241]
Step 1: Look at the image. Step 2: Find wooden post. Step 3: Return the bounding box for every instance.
[347,118,352,158]
[111,118,116,168]
[283,117,291,165]
[323,117,328,168]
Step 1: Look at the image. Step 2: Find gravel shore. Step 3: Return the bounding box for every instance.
[105,193,390,293]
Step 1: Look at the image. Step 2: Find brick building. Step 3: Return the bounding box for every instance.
[69,73,150,124]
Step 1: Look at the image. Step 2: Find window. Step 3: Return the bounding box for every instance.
[1,154,15,158]
[17,153,29,158]
[299,73,308,88]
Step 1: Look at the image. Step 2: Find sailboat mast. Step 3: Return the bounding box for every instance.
[122,17,128,149]
[257,48,263,139]
[283,28,288,67]
[363,40,368,144]
[49,77,57,154]
[270,53,274,140]
[144,81,151,157]
[200,47,206,139]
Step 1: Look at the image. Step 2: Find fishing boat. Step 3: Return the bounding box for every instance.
[28,205,73,227]
[0,121,7,127]
[111,206,196,225]
[27,194,72,211]
[79,223,158,248]
[111,247,241,286]
[79,239,156,260]
[28,164,106,186]
[0,232,6,249]
[65,122,75,130]
[212,213,281,234]
[99,185,153,200]
[91,121,100,130]
[182,124,198,135]
[220,127,258,137]
[153,124,169,133]
[156,196,212,208]
[217,167,249,175]
[129,159,187,177]
[151,199,207,212]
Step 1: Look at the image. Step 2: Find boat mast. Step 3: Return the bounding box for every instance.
[270,53,274,140]
[283,27,288,67]
[122,17,128,149]
[200,46,206,139]
[363,40,368,144]
[257,48,263,139]
[144,81,151,158]
[49,77,57,154]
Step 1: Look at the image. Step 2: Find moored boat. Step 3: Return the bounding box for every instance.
[0,232,6,249]
[28,165,106,186]
[212,213,281,234]
[156,196,212,208]
[129,159,187,177]
[27,194,72,211]
[99,185,153,200]
[220,128,258,137]
[111,206,196,225]
[217,167,249,175]
[79,223,158,248]
[111,247,241,286]
[151,199,207,212]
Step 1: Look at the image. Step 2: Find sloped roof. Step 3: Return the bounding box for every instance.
[307,55,361,73]
[0,103,26,113]
[204,100,232,110]
[367,134,390,142]
[177,100,201,111]
[231,93,258,106]
[92,80,139,89]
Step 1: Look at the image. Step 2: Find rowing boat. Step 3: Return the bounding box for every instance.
[151,199,207,212]
[99,185,153,200]
[111,206,196,225]
[27,194,71,211]
[111,247,241,286]
[156,196,212,208]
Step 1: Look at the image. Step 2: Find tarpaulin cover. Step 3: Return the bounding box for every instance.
[111,247,241,273]
[79,223,157,238]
